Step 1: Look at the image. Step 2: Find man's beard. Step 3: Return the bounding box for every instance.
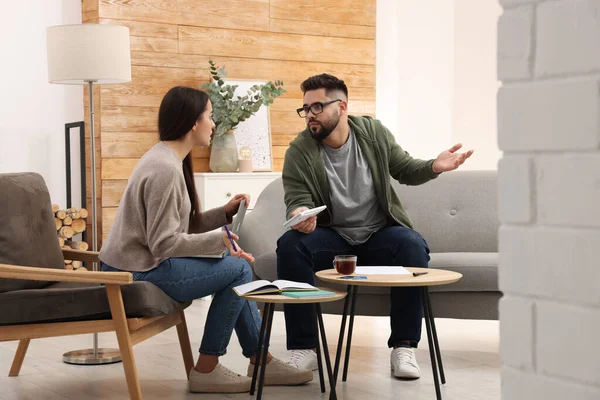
[308,114,339,141]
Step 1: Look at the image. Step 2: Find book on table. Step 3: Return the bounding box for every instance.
[233,279,321,296]
[281,290,336,299]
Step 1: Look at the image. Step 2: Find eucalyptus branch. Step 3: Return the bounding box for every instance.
[199,60,286,139]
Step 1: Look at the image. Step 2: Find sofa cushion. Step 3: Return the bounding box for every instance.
[428,252,498,292]
[253,252,279,282]
[0,281,190,325]
[395,170,499,253]
[0,173,65,293]
[253,250,498,295]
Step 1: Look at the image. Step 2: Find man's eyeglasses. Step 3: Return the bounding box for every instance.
[296,99,342,118]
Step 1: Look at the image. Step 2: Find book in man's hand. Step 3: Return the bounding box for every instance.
[233,279,318,296]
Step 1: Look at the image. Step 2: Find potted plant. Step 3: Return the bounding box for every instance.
[200,60,286,172]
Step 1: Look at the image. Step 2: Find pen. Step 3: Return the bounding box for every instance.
[412,272,428,277]
[224,225,238,252]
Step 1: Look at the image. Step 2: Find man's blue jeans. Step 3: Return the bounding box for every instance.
[101,256,262,358]
[276,225,430,350]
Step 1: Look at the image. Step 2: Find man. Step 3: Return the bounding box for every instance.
[277,74,473,379]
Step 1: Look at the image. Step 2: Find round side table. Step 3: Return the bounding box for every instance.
[240,288,347,400]
[316,268,462,400]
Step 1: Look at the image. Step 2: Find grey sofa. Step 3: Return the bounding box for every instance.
[238,170,500,320]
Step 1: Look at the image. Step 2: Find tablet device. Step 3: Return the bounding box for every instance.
[231,199,247,234]
[283,205,327,229]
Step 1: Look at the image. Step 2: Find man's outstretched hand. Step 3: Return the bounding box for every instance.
[432,143,474,173]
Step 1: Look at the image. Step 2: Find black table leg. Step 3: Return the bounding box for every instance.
[256,302,275,400]
[250,302,271,396]
[333,285,351,382]
[315,315,326,393]
[316,304,337,400]
[424,288,445,384]
[342,286,358,382]
[422,288,442,400]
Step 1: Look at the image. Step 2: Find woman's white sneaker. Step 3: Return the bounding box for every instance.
[188,364,252,393]
[390,347,420,379]
[288,349,318,371]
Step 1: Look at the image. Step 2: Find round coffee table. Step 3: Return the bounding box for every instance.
[316,267,462,400]
[240,288,347,400]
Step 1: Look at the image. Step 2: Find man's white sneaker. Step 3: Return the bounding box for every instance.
[288,349,318,371]
[390,347,420,379]
[188,364,251,393]
[247,357,313,385]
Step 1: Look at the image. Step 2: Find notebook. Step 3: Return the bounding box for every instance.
[233,279,317,296]
[281,290,336,299]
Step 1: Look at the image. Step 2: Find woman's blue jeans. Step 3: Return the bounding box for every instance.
[101,256,262,358]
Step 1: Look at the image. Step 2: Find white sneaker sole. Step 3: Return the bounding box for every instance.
[248,368,314,386]
[188,380,251,393]
[391,365,421,379]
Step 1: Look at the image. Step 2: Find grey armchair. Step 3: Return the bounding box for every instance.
[0,173,194,400]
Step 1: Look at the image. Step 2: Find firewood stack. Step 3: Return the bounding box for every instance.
[52,204,89,271]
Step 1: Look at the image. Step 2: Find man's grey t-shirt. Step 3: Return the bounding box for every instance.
[321,129,388,245]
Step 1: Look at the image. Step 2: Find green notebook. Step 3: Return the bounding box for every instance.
[281,290,336,299]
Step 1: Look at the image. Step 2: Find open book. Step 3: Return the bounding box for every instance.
[233,279,317,296]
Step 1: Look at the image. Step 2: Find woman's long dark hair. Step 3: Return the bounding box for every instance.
[158,86,209,223]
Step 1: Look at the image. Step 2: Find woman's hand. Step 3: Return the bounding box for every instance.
[224,194,251,219]
[222,230,255,262]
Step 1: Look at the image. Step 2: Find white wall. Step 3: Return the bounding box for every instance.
[498,0,600,398]
[377,0,501,169]
[453,0,503,170]
[0,0,83,207]
[377,0,454,160]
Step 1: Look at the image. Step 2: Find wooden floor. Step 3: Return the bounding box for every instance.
[0,298,500,399]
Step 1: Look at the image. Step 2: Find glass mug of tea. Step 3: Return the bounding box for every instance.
[333,255,357,275]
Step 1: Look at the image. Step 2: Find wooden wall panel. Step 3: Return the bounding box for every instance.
[130,51,209,69]
[102,180,127,207]
[270,0,376,26]
[101,66,206,107]
[87,0,376,240]
[129,36,178,53]
[99,0,270,31]
[179,26,375,65]
[269,19,376,40]
[101,131,159,158]
[206,57,376,89]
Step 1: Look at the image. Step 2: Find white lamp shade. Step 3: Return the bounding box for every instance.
[47,24,132,85]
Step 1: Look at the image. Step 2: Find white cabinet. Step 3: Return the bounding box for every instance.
[194,172,281,211]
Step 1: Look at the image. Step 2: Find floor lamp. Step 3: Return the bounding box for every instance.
[46,24,132,365]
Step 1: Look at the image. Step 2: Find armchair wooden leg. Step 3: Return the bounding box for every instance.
[106,284,142,400]
[175,311,194,379]
[8,339,30,377]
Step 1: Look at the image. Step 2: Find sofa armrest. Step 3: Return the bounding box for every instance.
[61,248,100,263]
[0,263,133,285]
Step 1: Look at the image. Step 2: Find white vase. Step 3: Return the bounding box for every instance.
[209,130,239,172]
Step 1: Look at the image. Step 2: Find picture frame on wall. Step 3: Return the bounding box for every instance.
[224,79,274,172]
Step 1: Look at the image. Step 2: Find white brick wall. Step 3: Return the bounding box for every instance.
[498,78,600,151]
[498,156,534,223]
[497,6,534,80]
[535,0,600,77]
[498,0,600,398]
[502,367,600,400]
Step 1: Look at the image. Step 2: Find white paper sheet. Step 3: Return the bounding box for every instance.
[354,266,410,275]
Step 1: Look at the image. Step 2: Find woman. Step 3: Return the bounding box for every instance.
[99,86,312,393]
